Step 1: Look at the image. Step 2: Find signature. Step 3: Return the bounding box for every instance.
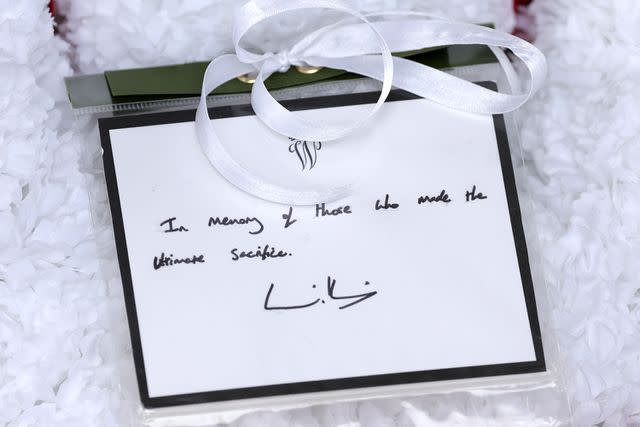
[264,276,377,311]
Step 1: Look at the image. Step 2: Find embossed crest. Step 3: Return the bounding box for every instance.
[288,137,322,171]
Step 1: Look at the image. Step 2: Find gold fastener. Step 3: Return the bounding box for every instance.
[295,65,323,74]
[237,73,257,84]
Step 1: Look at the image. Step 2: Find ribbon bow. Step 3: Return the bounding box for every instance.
[195,0,546,205]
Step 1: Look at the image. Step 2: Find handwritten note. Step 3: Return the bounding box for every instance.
[101,90,544,407]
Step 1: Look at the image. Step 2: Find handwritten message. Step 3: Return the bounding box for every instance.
[154,185,488,310]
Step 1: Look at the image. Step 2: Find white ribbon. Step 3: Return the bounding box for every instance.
[195,0,546,205]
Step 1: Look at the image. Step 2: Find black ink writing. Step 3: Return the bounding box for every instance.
[375,194,399,210]
[160,217,189,232]
[418,190,451,204]
[230,244,292,261]
[465,185,488,202]
[327,276,377,309]
[156,184,488,239]
[263,283,321,310]
[208,215,264,235]
[153,252,205,270]
[282,206,297,229]
[263,276,377,311]
[315,203,352,217]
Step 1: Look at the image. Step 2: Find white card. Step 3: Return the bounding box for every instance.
[100,89,544,408]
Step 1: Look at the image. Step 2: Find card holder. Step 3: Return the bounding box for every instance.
[74,59,571,426]
[64,44,498,114]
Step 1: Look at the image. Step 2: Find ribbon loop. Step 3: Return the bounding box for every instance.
[195,0,547,205]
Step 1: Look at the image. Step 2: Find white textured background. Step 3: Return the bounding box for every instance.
[1,0,639,426]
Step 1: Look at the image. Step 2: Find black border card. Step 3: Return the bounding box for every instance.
[99,85,545,408]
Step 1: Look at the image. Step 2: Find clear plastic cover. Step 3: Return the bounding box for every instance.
[78,61,572,426]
